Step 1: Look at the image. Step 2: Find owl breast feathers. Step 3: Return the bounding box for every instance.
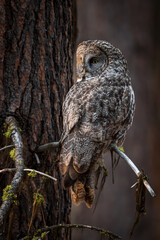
[60,40,135,208]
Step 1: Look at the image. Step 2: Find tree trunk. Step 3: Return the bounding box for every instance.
[0,0,76,239]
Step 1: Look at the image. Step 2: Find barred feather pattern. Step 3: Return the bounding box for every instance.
[60,40,135,208]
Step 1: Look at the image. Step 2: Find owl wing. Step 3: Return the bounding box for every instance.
[61,80,94,140]
[60,78,103,180]
[60,81,90,175]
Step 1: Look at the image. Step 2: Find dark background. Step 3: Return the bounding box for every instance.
[71,0,160,239]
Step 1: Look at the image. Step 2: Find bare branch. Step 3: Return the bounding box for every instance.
[0,168,15,174]
[0,117,24,225]
[37,142,60,152]
[110,144,156,197]
[0,168,57,181]
[27,223,121,240]
[0,145,14,151]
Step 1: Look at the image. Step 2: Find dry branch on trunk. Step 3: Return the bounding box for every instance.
[37,142,60,152]
[0,116,24,225]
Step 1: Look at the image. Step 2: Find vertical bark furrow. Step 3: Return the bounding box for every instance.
[0,1,5,111]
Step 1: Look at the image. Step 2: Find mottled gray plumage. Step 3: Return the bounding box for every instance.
[60,40,135,208]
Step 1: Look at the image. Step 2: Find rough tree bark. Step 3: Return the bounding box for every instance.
[0,0,76,239]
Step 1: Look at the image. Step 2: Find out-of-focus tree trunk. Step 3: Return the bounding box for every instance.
[73,0,160,239]
[0,0,76,239]
[150,0,160,239]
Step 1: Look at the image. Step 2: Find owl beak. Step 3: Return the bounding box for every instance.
[77,69,86,82]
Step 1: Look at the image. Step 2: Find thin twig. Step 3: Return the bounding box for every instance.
[34,153,41,164]
[37,142,60,152]
[0,145,14,151]
[110,144,156,197]
[0,168,57,181]
[25,168,57,181]
[31,224,121,240]
[129,172,146,238]
[0,117,24,225]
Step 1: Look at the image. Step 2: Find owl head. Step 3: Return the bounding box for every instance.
[76,40,129,85]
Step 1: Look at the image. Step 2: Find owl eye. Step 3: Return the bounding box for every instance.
[90,57,99,65]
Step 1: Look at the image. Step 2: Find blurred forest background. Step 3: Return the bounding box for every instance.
[71,0,160,239]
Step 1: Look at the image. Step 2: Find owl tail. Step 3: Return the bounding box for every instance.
[60,160,95,208]
[63,164,79,189]
[60,135,98,207]
[70,166,96,208]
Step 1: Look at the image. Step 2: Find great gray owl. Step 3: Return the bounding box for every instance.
[60,40,135,208]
